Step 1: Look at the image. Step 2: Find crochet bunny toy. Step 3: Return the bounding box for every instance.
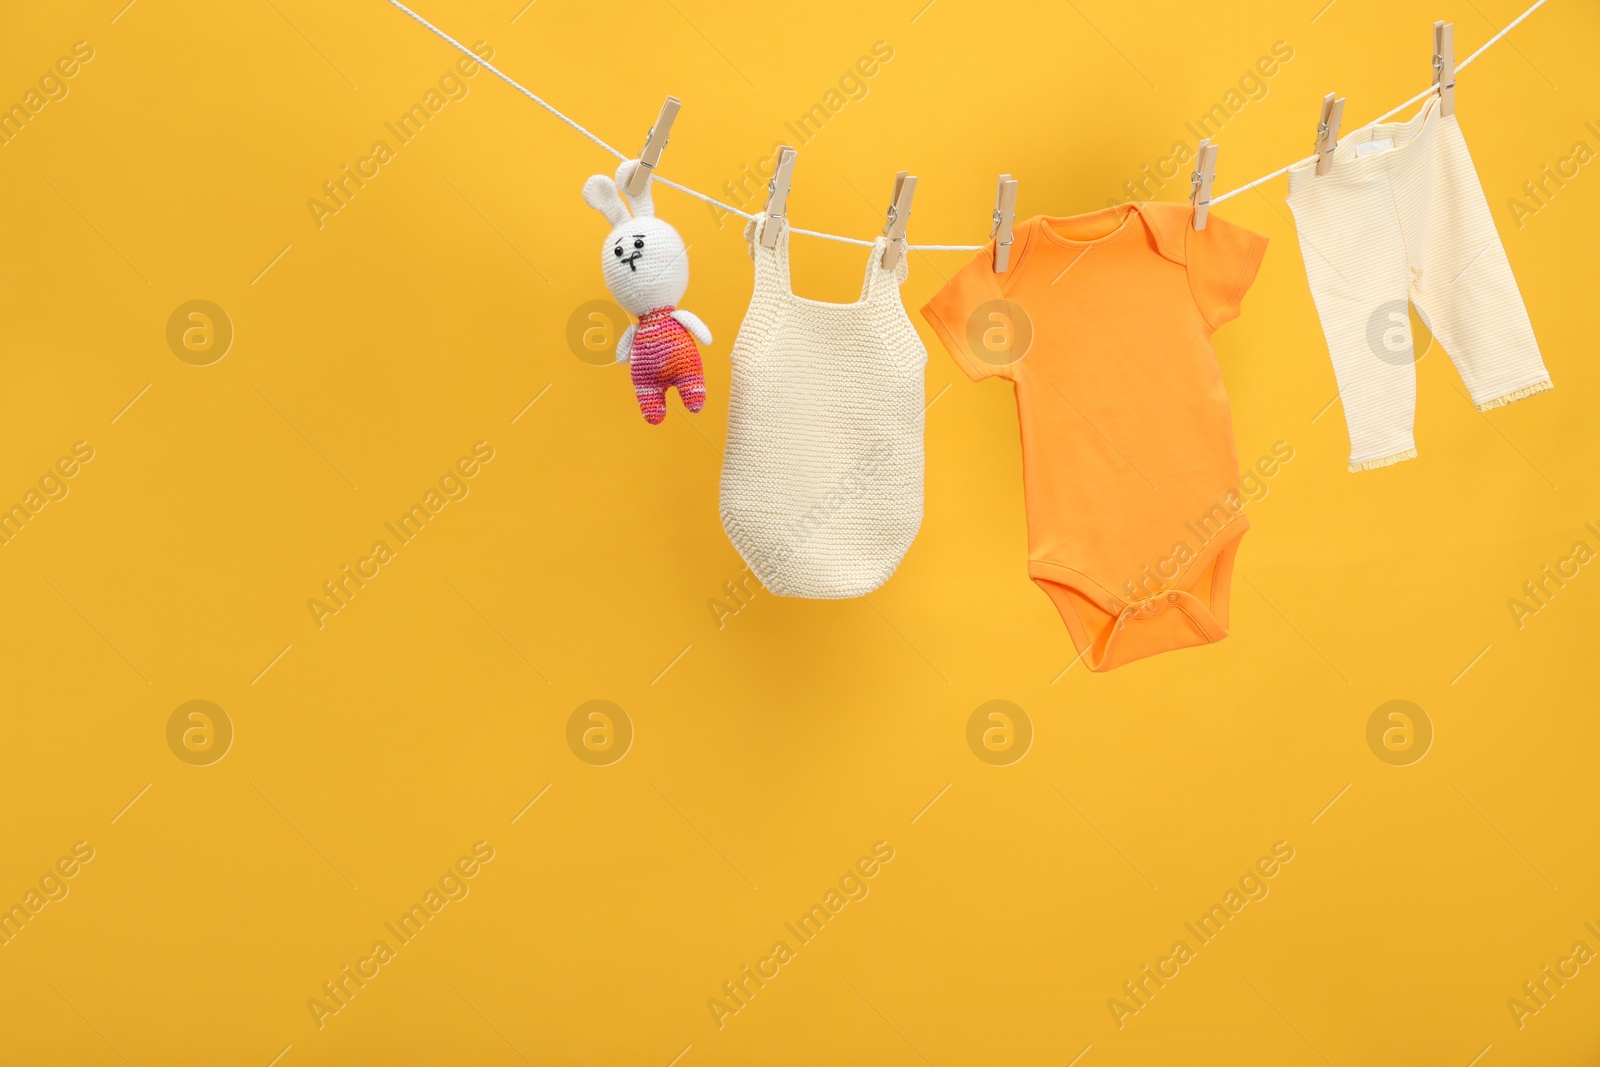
[581,159,711,425]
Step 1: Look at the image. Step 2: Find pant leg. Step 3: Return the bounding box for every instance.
[1407,117,1552,411]
[1287,170,1419,471]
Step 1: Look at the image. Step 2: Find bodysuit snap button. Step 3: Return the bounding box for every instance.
[1167,592,1179,603]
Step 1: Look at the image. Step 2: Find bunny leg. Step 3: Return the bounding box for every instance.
[658,334,706,414]
[631,358,668,425]
[674,361,707,414]
[635,387,667,424]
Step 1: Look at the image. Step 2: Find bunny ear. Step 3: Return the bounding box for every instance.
[582,174,630,226]
[616,159,655,218]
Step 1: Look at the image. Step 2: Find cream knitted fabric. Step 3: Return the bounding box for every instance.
[1285,95,1552,472]
[720,214,927,599]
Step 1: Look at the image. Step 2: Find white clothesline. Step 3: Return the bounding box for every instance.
[386,0,1548,251]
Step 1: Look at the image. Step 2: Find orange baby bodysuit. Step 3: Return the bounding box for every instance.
[922,202,1266,671]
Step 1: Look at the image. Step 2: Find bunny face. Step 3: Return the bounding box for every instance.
[583,160,689,316]
[600,216,688,314]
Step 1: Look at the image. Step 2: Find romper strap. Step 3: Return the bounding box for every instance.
[744,213,794,296]
[861,235,910,306]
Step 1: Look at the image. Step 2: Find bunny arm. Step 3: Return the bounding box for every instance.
[617,323,637,365]
[669,308,712,346]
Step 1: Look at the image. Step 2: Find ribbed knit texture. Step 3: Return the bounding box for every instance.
[720,215,927,599]
[631,308,706,424]
[1286,95,1552,473]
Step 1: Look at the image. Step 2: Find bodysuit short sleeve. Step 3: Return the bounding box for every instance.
[1184,215,1268,330]
[920,247,1011,381]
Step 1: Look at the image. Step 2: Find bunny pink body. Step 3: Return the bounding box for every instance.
[631,307,706,424]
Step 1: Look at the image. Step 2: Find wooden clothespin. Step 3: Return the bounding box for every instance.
[991,174,1019,273]
[1314,93,1346,176]
[881,171,917,270]
[1433,21,1456,116]
[626,96,681,196]
[1190,139,1218,230]
[759,146,797,248]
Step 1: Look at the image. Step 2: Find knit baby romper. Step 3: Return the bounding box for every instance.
[720,215,927,598]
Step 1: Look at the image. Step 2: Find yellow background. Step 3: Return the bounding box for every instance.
[2,0,1597,1063]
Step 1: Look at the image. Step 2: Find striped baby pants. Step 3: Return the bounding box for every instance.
[1286,95,1551,472]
